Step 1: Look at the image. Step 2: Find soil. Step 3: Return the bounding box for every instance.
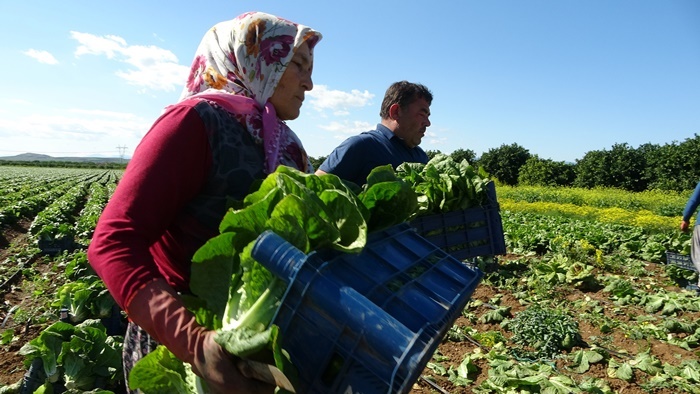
[0,220,36,385]
[0,219,31,261]
[0,219,55,387]
[409,257,700,394]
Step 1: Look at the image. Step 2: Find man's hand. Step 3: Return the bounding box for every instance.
[681,220,690,232]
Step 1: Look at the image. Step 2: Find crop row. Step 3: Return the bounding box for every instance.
[0,167,122,393]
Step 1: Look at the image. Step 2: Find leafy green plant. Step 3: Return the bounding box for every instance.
[664,264,698,285]
[12,307,30,325]
[396,153,491,215]
[479,306,511,324]
[447,352,482,386]
[602,276,641,306]
[474,347,580,393]
[0,329,15,346]
[52,278,117,323]
[505,304,582,359]
[578,377,614,393]
[663,318,698,334]
[18,319,123,392]
[569,348,606,373]
[426,362,447,376]
[128,346,198,393]
[445,325,469,342]
[579,305,619,335]
[471,330,507,347]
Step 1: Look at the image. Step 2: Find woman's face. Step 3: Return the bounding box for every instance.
[269,41,314,121]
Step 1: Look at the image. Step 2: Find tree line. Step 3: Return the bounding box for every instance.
[311,133,700,193]
[0,160,127,169]
[6,132,700,193]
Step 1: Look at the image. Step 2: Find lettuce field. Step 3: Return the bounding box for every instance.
[1,166,699,394]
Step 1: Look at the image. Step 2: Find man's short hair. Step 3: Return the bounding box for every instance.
[379,81,433,119]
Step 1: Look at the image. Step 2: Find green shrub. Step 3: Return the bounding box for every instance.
[505,304,581,359]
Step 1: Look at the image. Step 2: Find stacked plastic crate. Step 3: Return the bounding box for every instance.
[665,251,697,272]
[252,223,484,393]
[410,181,506,260]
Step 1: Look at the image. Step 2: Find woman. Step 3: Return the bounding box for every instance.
[87,12,322,393]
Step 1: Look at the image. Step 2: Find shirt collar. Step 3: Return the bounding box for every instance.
[376,124,397,140]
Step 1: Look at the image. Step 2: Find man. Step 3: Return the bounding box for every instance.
[680,180,700,292]
[315,81,433,186]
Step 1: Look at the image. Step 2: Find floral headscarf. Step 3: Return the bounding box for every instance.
[179,11,322,173]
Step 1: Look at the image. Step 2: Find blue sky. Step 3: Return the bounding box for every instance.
[1,1,698,163]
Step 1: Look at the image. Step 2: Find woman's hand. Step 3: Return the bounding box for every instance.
[125,279,276,393]
[193,331,276,394]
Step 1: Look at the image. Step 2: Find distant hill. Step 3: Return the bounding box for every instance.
[0,153,128,164]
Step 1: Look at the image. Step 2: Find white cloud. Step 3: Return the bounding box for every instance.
[308,85,374,114]
[4,98,32,106]
[70,31,189,92]
[427,136,448,145]
[68,108,142,118]
[318,120,373,140]
[71,32,126,58]
[424,130,447,146]
[116,61,187,92]
[0,109,150,142]
[23,49,59,65]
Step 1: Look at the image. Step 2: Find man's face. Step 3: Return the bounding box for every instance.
[393,97,431,148]
[269,41,314,121]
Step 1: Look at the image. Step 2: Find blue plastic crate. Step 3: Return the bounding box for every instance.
[37,236,75,256]
[665,251,697,272]
[252,223,484,394]
[410,182,505,260]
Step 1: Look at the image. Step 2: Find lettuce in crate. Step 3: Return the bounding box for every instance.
[396,153,492,216]
[129,165,417,394]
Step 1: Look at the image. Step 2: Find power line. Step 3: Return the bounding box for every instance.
[116,145,128,164]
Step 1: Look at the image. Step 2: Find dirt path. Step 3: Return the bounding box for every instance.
[0,220,55,387]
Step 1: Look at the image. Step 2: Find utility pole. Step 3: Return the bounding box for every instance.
[116,145,128,165]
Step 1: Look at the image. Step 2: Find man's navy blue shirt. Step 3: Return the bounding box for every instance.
[319,124,429,186]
